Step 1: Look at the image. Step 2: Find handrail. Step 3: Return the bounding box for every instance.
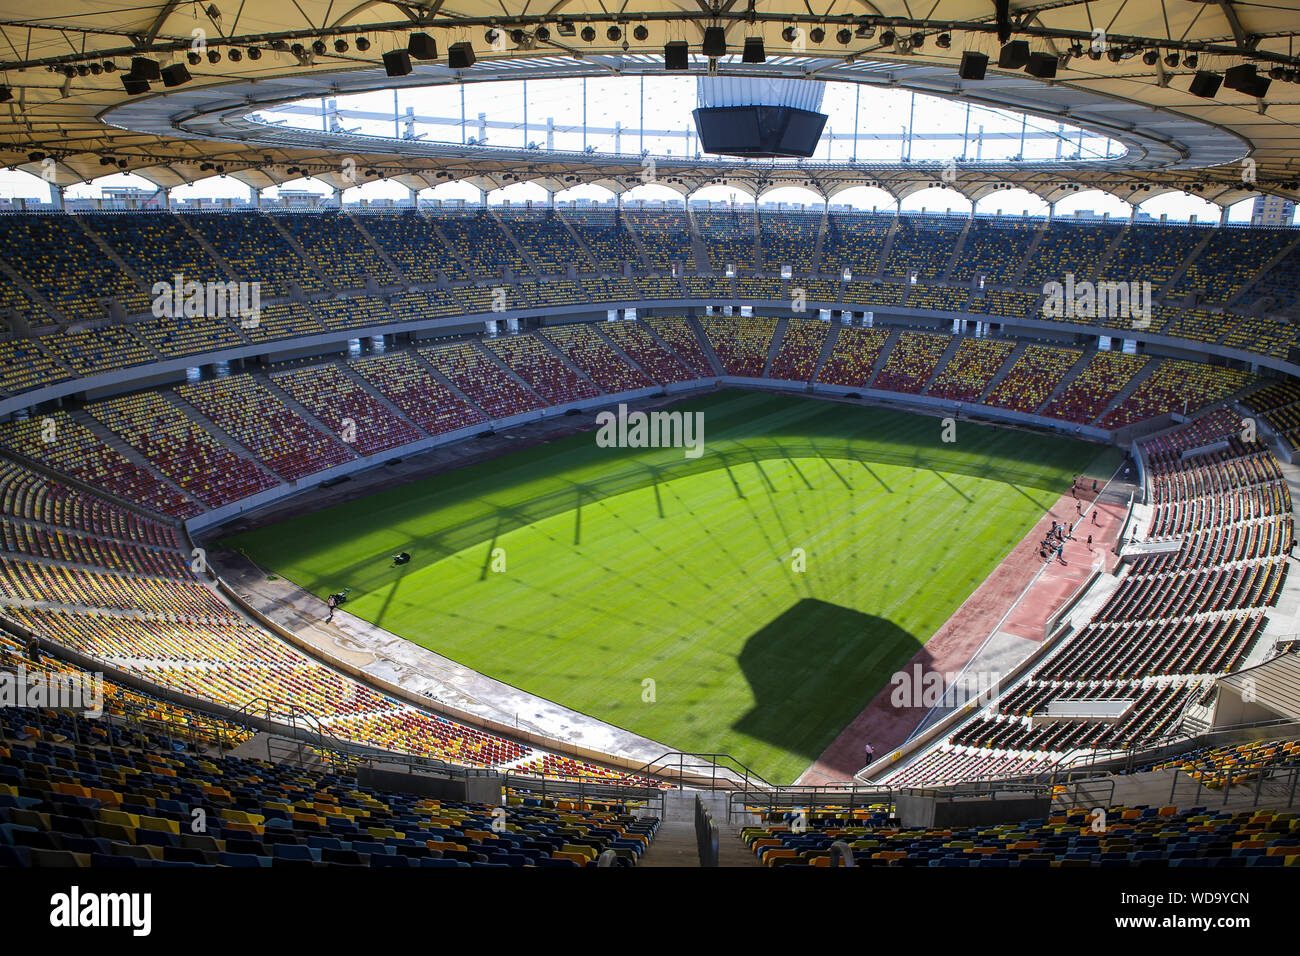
[695,795,719,868]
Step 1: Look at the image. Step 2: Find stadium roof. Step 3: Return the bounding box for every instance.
[2,1,1299,207]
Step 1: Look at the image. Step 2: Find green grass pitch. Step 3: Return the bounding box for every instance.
[224,390,1114,784]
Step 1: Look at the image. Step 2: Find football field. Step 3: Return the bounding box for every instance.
[225,390,1113,784]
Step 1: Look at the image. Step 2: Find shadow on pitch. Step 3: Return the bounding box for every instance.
[731,598,922,769]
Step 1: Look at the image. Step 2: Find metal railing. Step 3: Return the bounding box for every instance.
[695,795,719,868]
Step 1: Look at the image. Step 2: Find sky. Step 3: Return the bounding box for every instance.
[0,75,1278,224]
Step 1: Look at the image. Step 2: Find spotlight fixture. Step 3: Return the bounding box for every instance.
[290,43,306,58]
[207,48,222,64]
[535,26,550,41]
[809,27,825,44]
[355,37,370,52]
[333,39,348,53]
[311,40,327,56]
[268,40,288,51]
[89,63,102,75]
[484,29,500,45]
[199,162,214,171]
[247,46,261,60]
[1142,49,1158,66]
[742,36,765,63]
[702,26,726,56]
[0,85,11,102]
[581,26,596,42]
[633,25,648,42]
[1270,66,1285,80]
[1087,47,1102,61]
[117,159,129,168]
[98,157,114,166]
[911,33,924,49]
[76,65,89,77]
[557,20,576,37]
[187,51,201,65]
[1106,48,1122,62]
[27,151,44,162]
[1164,52,1179,68]
[836,28,852,44]
[936,33,951,49]
[102,61,116,72]
[781,26,797,43]
[227,47,242,62]
[878,29,895,47]
[1183,54,1198,69]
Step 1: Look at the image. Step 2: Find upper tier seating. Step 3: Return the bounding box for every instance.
[696,210,758,274]
[759,210,820,275]
[184,212,327,297]
[276,212,402,289]
[361,211,469,282]
[565,209,644,273]
[0,214,150,319]
[500,210,593,275]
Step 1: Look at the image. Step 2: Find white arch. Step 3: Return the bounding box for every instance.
[555,182,617,205]
[1225,196,1258,224]
[63,172,160,201]
[1136,190,1222,224]
[689,183,757,205]
[262,176,335,200]
[487,181,549,205]
[1052,189,1133,220]
[342,178,415,204]
[172,175,257,203]
[828,186,898,212]
[757,185,825,208]
[899,186,972,215]
[620,182,687,205]
[973,188,1049,217]
[0,167,58,204]
[418,180,484,204]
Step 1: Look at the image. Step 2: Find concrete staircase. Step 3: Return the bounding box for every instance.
[763,317,789,378]
[637,791,761,867]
